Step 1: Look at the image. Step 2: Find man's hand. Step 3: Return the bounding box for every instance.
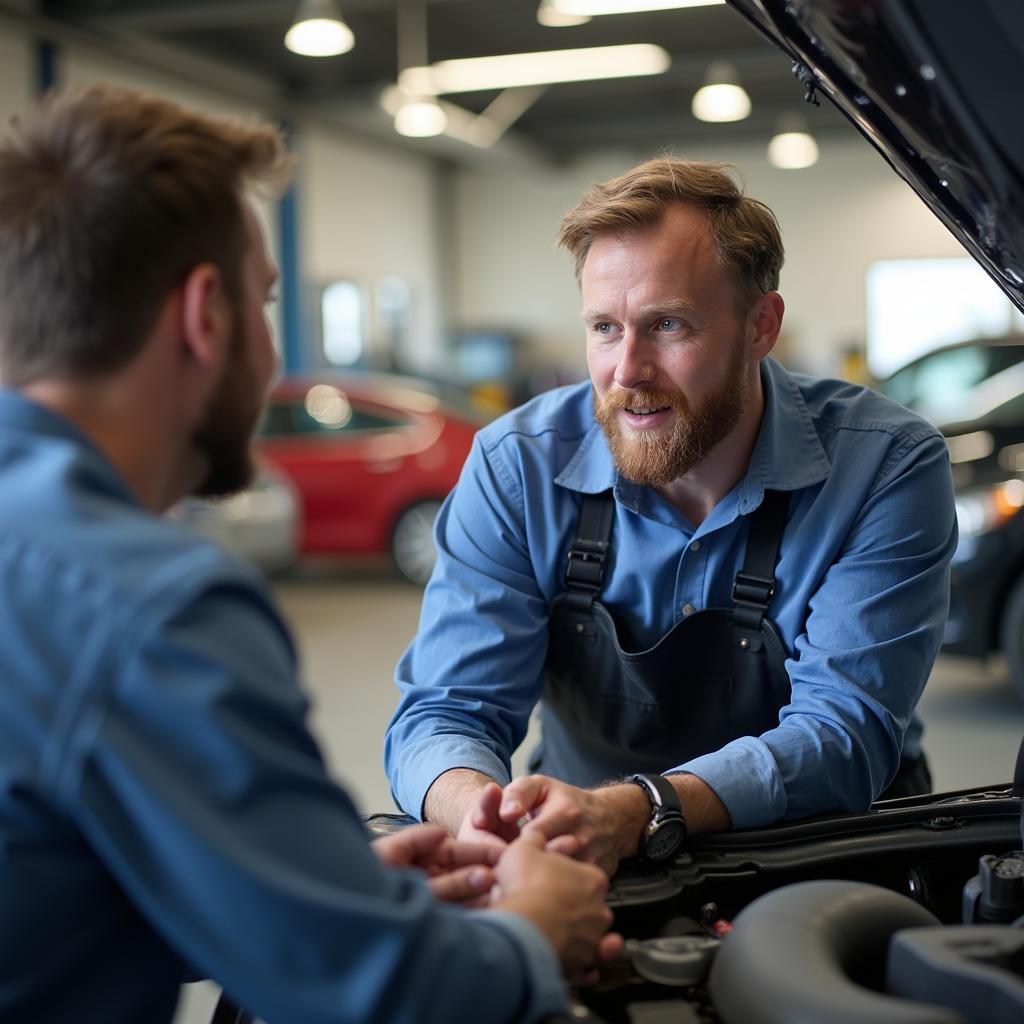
[456,780,521,853]
[494,831,623,982]
[426,768,732,879]
[498,772,732,875]
[498,775,649,876]
[372,823,499,904]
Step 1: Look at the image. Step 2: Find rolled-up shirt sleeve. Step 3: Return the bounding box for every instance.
[54,575,566,1024]
[675,431,957,829]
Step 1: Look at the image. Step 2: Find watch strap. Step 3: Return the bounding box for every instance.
[628,772,687,861]
[629,772,681,813]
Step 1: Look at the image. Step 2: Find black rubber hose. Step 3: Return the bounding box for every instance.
[708,879,965,1024]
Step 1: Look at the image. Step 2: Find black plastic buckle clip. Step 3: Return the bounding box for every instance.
[732,571,775,607]
[566,548,605,589]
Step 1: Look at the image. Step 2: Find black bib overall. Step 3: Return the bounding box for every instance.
[537,490,792,787]
[535,490,930,799]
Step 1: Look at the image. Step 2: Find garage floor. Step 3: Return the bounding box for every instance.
[175,568,1024,1024]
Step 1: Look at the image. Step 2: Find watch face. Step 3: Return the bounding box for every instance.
[646,819,686,861]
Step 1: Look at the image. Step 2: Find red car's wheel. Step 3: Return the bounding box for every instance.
[390,500,443,586]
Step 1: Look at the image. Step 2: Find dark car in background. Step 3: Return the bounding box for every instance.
[255,373,485,585]
[878,335,1024,702]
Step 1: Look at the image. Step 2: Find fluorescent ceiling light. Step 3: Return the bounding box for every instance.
[537,0,592,26]
[550,0,724,14]
[691,60,750,122]
[285,0,354,57]
[399,44,670,95]
[393,98,448,138]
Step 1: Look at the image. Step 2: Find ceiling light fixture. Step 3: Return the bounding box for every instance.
[388,0,447,138]
[399,44,670,95]
[767,114,819,169]
[537,0,592,26]
[284,0,354,57]
[549,0,724,14]
[691,60,751,122]
[393,98,448,137]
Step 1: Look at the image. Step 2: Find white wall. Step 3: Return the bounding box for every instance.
[302,130,445,375]
[453,137,967,379]
[0,24,34,127]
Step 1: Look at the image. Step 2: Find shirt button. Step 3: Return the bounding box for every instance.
[690,540,701,552]
[682,603,696,616]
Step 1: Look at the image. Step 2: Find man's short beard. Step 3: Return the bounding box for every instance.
[191,320,261,499]
[594,342,748,488]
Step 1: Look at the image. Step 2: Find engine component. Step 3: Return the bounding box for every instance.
[888,926,1024,1024]
[963,852,1024,924]
[626,935,720,987]
[708,879,961,1024]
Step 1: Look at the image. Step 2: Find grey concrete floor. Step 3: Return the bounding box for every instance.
[175,569,1024,1024]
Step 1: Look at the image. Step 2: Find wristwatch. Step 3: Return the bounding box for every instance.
[628,773,687,861]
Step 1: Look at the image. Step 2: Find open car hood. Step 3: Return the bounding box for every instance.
[727,0,1024,315]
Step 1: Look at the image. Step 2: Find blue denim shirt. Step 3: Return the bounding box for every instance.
[386,359,957,829]
[0,391,566,1024]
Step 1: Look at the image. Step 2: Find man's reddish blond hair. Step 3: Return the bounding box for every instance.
[557,156,784,308]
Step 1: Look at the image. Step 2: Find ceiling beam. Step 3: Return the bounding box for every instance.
[56,1,295,33]
[57,0,469,33]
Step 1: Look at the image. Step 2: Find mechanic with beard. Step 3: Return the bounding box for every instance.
[0,86,621,1024]
[386,157,958,876]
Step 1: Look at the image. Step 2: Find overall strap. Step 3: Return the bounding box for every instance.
[564,491,615,613]
[732,490,791,638]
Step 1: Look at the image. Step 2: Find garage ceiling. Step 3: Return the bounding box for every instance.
[15,0,855,162]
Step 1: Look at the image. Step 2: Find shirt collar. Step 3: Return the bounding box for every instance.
[553,358,831,513]
[0,388,140,506]
[555,409,617,495]
[735,358,831,513]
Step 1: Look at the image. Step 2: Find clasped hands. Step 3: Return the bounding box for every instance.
[459,775,643,877]
[373,809,623,981]
[372,769,635,901]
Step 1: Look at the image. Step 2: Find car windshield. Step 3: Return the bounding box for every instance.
[879,342,1024,425]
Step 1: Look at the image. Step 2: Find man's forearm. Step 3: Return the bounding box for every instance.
[598,773,732,862]
[423,768,497,836]
[668,773,731,835]
[571,773,732,866]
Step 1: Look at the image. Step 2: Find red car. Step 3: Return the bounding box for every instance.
[256,373,484,584]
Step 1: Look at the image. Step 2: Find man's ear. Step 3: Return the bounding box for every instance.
[747,291,785,359]
[179,262,232,369]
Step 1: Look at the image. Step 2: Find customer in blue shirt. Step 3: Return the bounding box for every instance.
[386,157,957,875]
[0,85,618,1024]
